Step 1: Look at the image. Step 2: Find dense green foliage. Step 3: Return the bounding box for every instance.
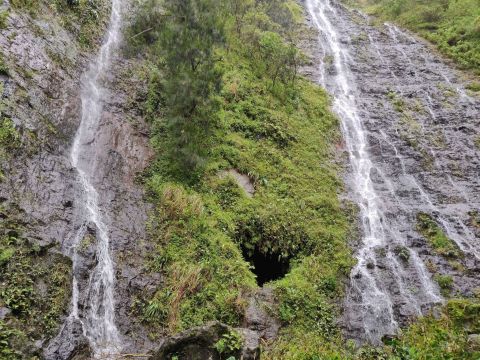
[128,0,354,351]
[350,0,480,73]
[128,0,480,358]
[384,299,480,360]
[2,0,478,358]
[155,0,225,178]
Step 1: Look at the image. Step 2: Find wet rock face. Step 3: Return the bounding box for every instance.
[0,1,155,356]
[45,319,92,360]
[0,3,87,355]
[302,0,480,343]
[91,57,156,354]
[244,288,281,342]
[152,322,229,360]
[148,289,278,358]
[0,5,85,252]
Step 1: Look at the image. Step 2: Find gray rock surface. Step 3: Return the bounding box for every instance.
[244,287,280,343]
[151,321,260,360]
[45,319,92,360]
[468,334,480,350]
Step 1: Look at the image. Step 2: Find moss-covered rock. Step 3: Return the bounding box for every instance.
[0,206,72,358]
[416,212,462,258]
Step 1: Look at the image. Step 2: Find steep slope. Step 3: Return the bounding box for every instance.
[123,0,357,357]
[0,1,108,357]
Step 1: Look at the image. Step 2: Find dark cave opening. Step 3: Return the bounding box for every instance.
[242,247,290,286]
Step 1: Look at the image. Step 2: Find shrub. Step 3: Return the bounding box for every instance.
[466,81,480,92]
[0,10,8,29]
[435,274,454,295]
[395,245,410,263]
[0,53,8,76]
[214,330,243,357]
[421,7,444,23]
[0,119,19,150]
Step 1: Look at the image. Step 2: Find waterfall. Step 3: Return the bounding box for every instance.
[305,0,444,343]
[69,0,123,357]
[306,0,397,341]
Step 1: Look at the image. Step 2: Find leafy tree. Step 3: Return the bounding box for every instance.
[257,31,300,87]
[158,0,225,179]
[226,0,254,35]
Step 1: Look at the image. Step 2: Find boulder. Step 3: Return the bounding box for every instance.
[43,319,92,360]
[151,321,260,360]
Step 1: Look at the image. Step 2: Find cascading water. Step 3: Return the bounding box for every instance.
[307,0,397,341]
[383,24,480,259]
[305,0,448,343]
[64,0,123,357]
[70,0,123,356]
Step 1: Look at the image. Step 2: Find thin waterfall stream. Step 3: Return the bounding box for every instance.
[34,0,479,355]
[52,0,123,358]
[70,0,123,356]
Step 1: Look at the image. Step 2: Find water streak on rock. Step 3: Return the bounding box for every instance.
[68,0,123,357]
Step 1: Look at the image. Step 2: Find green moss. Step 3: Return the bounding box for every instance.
[387,91,406,112]
[394,245,410,263]
[435,274,454,296]
[0,118,20,163]
[10,0,108,48]
[0,10,8,29]
[0,247,15,266]
[0,320,24,360]
[466,81,480,92]
[416,212,462,258]
[0,53,8,76]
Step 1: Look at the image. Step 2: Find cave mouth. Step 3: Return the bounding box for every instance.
[242,247,291,286]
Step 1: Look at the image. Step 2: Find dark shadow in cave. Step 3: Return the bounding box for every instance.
[242,247,291,286]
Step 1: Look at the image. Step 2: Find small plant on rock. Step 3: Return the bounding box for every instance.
[466,81,480,92]
[435,274,453,296]
[214,330,243,359]
[416,213,461,258]
[394,245,410,263]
